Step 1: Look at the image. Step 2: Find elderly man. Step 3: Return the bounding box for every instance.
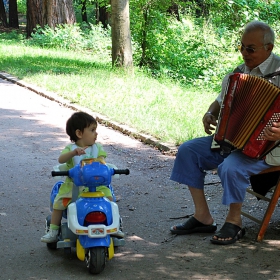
[170,20,280,245]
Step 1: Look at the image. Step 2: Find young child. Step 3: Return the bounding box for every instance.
[41,111,113,243]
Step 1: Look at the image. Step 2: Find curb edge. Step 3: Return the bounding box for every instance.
[0,71,177,156]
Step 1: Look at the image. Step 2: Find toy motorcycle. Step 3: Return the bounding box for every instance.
[44,158,129,274]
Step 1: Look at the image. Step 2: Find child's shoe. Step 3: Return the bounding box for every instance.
[112,217,125,238]
[112,229,125,238]
[41,229,59,243]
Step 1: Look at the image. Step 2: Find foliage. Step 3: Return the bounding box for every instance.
[19,0,280,89]
[129,3,239,90]
[17,0,26,14]
[204,0,280,33]
[73,0,97,24]
[128,0,280,88]
[2,0,280,144]
[28,23,111,55]
[0,29,24,40]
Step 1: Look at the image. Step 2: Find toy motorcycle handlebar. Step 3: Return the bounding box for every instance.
[51,170,69,177]
[51,161,129,188]
[111,169,130,175]
[51,169,130,177]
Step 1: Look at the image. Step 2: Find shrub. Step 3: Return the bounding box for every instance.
[29,23,111,56]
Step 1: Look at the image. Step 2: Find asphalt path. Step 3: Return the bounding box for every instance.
[0,75,178,279]
[1,75,280,280]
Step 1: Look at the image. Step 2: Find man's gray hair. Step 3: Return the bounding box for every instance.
[244,20,275,45]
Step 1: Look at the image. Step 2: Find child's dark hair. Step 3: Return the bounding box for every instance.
[66,111,97,142]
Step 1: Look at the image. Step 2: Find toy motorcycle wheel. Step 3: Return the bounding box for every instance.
[85,247,106,274]
[47,241,57,250]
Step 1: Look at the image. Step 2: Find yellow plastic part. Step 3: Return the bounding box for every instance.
[81,158,106,166]
[76,239,85,261]
[107,238,114,260]
[80,191,105,198]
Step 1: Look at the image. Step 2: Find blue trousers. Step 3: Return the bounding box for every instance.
[170,136,270,205]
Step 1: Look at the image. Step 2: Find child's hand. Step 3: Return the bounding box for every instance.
[74,146,88,156]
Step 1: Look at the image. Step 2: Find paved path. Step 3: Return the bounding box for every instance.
[0,75,179,279]
[1,75,280,280]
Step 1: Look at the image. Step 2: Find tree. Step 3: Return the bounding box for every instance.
[167,2,180,20]
[96,1,110,28]
[26,0,76,37]
[46,0,75,28]
[9,0,18,28]
[81,0,87,22]
[95,0,111,28]
[0,0,8,27]
[111,0,133,68]
[130,0,176,68]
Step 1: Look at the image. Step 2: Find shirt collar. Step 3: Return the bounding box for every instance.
[244,53,274,75]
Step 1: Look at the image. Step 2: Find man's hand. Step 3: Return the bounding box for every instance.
[263,122,280,141]
[202,113,217,135]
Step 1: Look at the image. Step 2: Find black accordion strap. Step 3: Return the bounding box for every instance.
[233,67,244,73]
[263,70,280,79]
[232,66,280,79]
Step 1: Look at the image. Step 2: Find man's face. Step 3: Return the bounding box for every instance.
[240,30,273,70]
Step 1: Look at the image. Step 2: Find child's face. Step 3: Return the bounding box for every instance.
[80,123,98,146]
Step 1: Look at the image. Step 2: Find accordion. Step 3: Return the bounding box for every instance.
[214,73,280,159]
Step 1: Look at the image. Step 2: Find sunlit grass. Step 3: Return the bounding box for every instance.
[0,36,227,145]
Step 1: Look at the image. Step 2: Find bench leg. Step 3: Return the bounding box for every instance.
[257,182,280,242]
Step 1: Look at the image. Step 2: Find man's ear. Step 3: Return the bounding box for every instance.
[75,129,83,139]
[266,43,274,52]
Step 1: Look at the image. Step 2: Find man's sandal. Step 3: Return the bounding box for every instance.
[210,222,246,245]
[170,216,217,235]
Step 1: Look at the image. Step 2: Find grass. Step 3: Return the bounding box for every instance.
[0,31,233,146]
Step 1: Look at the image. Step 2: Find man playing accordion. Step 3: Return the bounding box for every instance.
[170,20,280,245]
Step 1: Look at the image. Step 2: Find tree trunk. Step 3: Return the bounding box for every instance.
[194,0,209,17]
[26,0,47,37]
[81,0,87,23]
[95,1,110,28]
[26,0,76,37]
[46,0,75,28]
[0,0,8,27]
[111,0,133,68]
[99,4,109,28]
[139,7,148,67]
[8,0,18,28]
[167,2,180,21]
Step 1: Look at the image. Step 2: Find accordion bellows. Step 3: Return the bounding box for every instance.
[214,73,280,159]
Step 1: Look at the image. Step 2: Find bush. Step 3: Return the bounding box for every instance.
[131,11,240,91]
[29,23,111,56]
[17,0,26,14]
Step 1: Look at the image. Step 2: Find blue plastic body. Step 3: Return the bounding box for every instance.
[75,196,113,248]
[69,162,114,190]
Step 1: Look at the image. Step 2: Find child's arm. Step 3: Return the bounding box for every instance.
[58,147,88,164]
